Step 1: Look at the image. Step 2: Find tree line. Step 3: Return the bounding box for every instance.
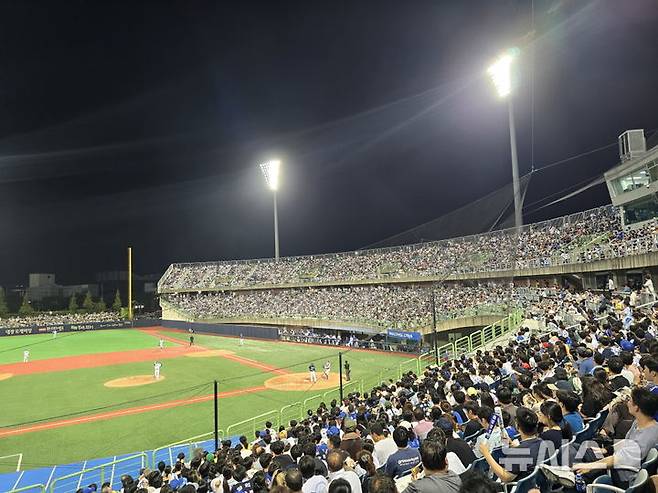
[0,289,123,317]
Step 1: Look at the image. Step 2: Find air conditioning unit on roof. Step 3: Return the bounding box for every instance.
[619,129,646,162]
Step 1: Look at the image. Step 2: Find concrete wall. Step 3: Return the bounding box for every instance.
[161,319,279,340]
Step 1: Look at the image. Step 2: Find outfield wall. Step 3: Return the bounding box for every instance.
[0,318,160,337]
[160,319,279,339]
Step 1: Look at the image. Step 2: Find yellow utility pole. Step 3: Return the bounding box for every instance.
[128,247,133,320]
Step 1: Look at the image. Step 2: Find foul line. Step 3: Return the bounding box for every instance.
[0,385,267,438]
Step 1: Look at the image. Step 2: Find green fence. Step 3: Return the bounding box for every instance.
[225,409,280,441]
[49,454,147,493]
[151,429,225,467]
[279,402,303,427]
[8,485,45,493]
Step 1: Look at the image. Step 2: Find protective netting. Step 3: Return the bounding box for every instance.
[364,174,531,249]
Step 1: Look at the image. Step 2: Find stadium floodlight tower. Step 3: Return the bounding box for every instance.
[260,159,281,260]
[487,48,523,230]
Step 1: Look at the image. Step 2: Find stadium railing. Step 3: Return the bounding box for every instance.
[151,430,225,470]
[7,485,45,493]
[48,454,147,493]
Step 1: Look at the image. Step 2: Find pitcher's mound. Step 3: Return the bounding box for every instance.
[184,350,235,358]
[265,372,348,391]
[0,373,13,382]
[104,375,165,388]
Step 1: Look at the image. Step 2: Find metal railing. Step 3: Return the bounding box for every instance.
[7,485,46,493]
[151,430,225,468]
[225,410,280,441]
[49,454,147,493]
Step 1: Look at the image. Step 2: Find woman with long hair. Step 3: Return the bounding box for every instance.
[356,450,377,493]
[581,373,615,418]
[539,400,573,451]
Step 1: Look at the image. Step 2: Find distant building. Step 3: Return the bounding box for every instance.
[605,129,658,226]
[27,273,98,302]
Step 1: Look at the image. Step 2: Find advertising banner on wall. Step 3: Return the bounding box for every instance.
[0,320,133,337]
[387,328,422,342]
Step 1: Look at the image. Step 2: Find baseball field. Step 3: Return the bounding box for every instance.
[0,327,416,474]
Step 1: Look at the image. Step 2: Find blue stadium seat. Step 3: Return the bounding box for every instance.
[590,469,648,493]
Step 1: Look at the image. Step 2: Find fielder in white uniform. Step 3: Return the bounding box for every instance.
[323,360,331,380]
[239,334,244,346]
[159,338,165,350]
[154,361,162,379]
[52,330,57,338]
[23,350,30,363]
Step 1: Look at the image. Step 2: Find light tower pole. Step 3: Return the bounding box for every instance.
[260,160,281,260]
[488,48,523,229]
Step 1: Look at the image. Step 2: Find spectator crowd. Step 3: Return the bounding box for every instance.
[0,311,122,329]
[159,206,658,293]
[163,283,517,329]
[105,287,658,493]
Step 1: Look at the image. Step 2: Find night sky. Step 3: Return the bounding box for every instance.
[1,0,657,285]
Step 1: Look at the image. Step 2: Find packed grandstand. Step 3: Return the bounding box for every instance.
[158,205,658,293]
[72,288,658,493]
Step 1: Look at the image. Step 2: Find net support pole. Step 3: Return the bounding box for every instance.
[339,352,344,402]
[431,289,438,365]
[214,380,219,451]
[128,246,133,321]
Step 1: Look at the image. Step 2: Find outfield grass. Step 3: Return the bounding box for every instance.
[0,329,175,364]
[0,329,416,472]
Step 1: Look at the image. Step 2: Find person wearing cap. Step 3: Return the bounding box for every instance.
[339,417,362,459]
[384,426,421,478]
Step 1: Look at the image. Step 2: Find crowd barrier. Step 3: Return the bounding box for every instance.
[48,454,147,493]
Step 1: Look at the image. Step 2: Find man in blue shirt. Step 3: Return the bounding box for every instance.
[557,390,584,433]
[385,426,421,477]
[576,348,595,377]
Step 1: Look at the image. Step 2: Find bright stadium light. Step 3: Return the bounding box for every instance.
[487,48,523,229]
[260,160,281,260]
[487,54,514,98]
[260,159,280,191]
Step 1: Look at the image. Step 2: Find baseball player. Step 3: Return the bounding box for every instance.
[23,350,29,363]
[52,329,57,338]
[159,338,165,350]
[154,361,162,379]
[239,333,244,346]
[323,360,331,380]
[309,363,317,383]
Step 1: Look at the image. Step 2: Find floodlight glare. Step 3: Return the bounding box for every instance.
[487,50,516,98]
[260,160,280,191]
